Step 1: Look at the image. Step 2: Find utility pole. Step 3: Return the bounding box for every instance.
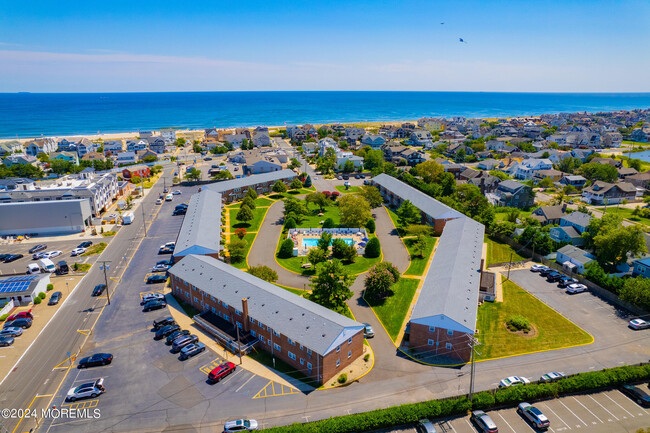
[506,251,514,281]
[235,324,242,365]
[140,176,147,237]
[467,335,481,403]
[98,260,111,305]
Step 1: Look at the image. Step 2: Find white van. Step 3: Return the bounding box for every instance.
[27,263,41,274]
[39,258,56,273]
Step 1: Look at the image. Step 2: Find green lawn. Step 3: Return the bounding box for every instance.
[475,278,592,360]
[274,284,309,297]
[367,278,419,341]
[485,236,525,265]
[295,203,341,228]
[596,206,650,225]
[227,197,274,209]
[248,348,320,388]
[494,210,532,222]
[403,237,437,276]
[81,242,107,256]
[229,205,269,232]
[229,232,257,270]
[335,185,362,194]
[385,206,401,229]
[277,253,381,276]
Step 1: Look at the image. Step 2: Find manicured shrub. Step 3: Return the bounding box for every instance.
[284,217,297,230]
[506,315,531,332]
[246,188,258,200]
[243,195,256,210]
[337,373,348,384]
[364,237,381,258]
[47,283,54,291]
[33,297,42,305]
[39,292,46,299]
[235,228,247,239]
[365,218,376,234]
[278,239,295,259]
[0,313,10,321]
[363,353,370,362]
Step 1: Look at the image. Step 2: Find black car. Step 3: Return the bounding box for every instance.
[48,291,62,305]
[175,204,188,210]
[29,244,47,254]
[354,174,361,179]
[0,336,14,347]
[143,299,167,312]
[342,174,350,180]
[0,254,10,261]
[4,254,24,263]
[172,209,186,216]
[92,284,106,296]
[539,268,555,277]
[154,324,180,340]
[158,246,174,255]
[4,318,32,329]
[147,274,168,284]
[156,259,173,266]
[620,384,650,407]
[78,241,93,249]
[359,174,365,179]
[153,317,175,330]
[78,353,113,368]
[546,272,564,282]
[557,277,577,288]
[165,329,190,345]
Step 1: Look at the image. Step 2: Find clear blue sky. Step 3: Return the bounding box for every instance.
[0,0,648,92]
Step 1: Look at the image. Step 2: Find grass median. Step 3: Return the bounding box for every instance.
[485,236,525,265]
[366,278,419,341]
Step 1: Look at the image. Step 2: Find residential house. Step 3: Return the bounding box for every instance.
[490,180,534,209]
[549,226,583,246]
[318,137,339,156]
[50,151,79,165]
[555,245,595,274]
[136,149,158,161]
[3,154,39,167]
[551,211,593,245]
[81,151,106,162]
[103,140,124,155]
[533,169,565,184]
[602,131,623,147]
[147,136,167,154]
[138,130,157,139]
[464,172,500,194]
[514,158,553,180]
[559,175,587,190]
[477,159,504,170]
[531,205,566,226]
[300,124,317,138]
[252,127,271,147]
[345,127,366,141]
[116,151,137,165]
[76,138,98,158]
[126,139,148,152]
[336,151,364,170]
[399,148,427,166]
[122,165,151,179]
[0,140,24,156]
[591,157,622,169]
[626,172,650,190]
[570,149,594,162]
[24,138,57,156]
[244,156,283,175]
[630,128,650,143]
[287,126,307,141]
[410,130,434,147]
[618,167,638,179]
[302,142,318,156]
[235,128,252,140]
[361,134,387,149]
[160,129,177,144]
[581,181,636,205]
[632,257,650,278]
[0,177,35,191]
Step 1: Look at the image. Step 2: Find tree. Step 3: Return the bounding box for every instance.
[283,196,307,218]
[322,217,336,228]
[397,200,421,227]
[516,226,555,256]
[309,260,355,312]
[357,185,383,208]
[272,180,288,193]
[593,223,646,268]
[236,204,254,223]
[290,177,303,189]
[620,277,650,311]
[318,231,332,251]
[538,177,554,188]
[193,143,202,154]
[365,218,376,234]
[557,157,582,174]
[37,152,49,163]
[234,228,247,239]
[278,238,295,258]
[364,149,384,172]
[247,265,278,283]
[288,158,300,170]
[151,164,163,175]
[142,155,158,163]
[364,237,381,258]
[307,248,328,266]
[246,188,257,200]
[552,190,566,205]
[228,238,248,263]
[242,195,256,210]
[306,192,329,212]
[284,217,296,229]
[364,262,400,301]
[578,162,618,183]
[213,170,234,180]
[131,175,142,185]
[415,160,444,184]
[316,156,335,174]
[491,221,516,238]
[455,148,466,163]
[303,174,312,188]
[176,137,187,146]
[331,239,349,259]
[185,168,201,181]
[628,159,642,172]
[338,194,371,227]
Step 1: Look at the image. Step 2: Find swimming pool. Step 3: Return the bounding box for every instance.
[302,238,355,248]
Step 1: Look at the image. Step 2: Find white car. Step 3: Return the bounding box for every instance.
[628,318,650,330]
[66,378,105,402]
[518,402,550,430]
[530,264,549,272]
[156,198,163,205]
[160,242,175,249]
[223,419,258,432]
[499,376,530,388]
[540,371,566,383]
[32,252,46,260]
[43,250,62,259]
[566,283,588,294]
[140,293,165,305]
[0,327,23,337]
[71,247,86,256]
[165,194,173,201]
[152,264,170,272]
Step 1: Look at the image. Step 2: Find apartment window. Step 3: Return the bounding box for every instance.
[428,339,435,346]
[273,330,280,337]
[235,309,242,316]
[299,344,303,350]
[223,314,229,321]
[300,358,304,365]
[348,350,352,359]
[446,343,452,350]
[447,329,453,336]
[193,297,199,304]
[307,362,312,372]
[222,302,228,308]
[211,307,216,314]
[259,335,265,343]
[273,343,281,352]
[429,326,436,332]
[236,322,242,329]
[288,352,296,361]
[287,338,296,346]
[249,317,255,324]
[306,348,312,356]
[336,345,341,353]
[336,359,340,368]
[347,338,352,345]
[251,330,256,337]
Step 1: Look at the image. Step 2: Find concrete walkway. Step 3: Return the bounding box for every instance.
[373,206,410,273]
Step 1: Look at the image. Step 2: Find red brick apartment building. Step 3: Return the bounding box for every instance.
[204,169,296,203]
[169,255,365,385]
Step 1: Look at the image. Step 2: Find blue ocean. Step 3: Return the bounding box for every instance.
[1,91,649,139]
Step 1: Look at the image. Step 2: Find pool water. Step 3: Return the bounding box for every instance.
[302,238,355,248]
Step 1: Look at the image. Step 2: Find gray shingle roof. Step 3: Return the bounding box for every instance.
[168,255,363,355]
[556,226,581,239]
[561,211,592,228]
[204,169,295,194]
[372,173,463,220]
[410,217,485,334]
[498,180,527,192]
[174,190,223,258]
[557,245,594,265]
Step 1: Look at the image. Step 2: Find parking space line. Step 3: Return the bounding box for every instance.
[235,375,255,392]
[496,412,517,433]
[604,393,635,417]
[588,395,618,421]
[572,396,602,424]
[199,358,222,375]
[540,402,571,430]
[252,380,299,399]
[559,399,588,427]
[61,399,98,410]
[464,418,474,431]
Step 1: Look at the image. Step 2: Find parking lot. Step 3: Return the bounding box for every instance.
[376,387,650,433]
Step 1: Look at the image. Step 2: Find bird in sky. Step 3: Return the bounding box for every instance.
[459,38,467,43]
[440,22,444,25]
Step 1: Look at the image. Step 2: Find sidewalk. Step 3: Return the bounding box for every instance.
[164,290,315,393]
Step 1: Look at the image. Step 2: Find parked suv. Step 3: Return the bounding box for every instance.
[28,244,47,254]
[154,324,180,340]
[546,272,564,282]
[153,317,175,330]
[3,318,32,329]
[171,334,199,352]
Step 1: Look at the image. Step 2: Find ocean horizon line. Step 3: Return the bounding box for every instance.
[4,90,650,95]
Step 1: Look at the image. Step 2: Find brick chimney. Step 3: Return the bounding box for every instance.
[241,298,249,332]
